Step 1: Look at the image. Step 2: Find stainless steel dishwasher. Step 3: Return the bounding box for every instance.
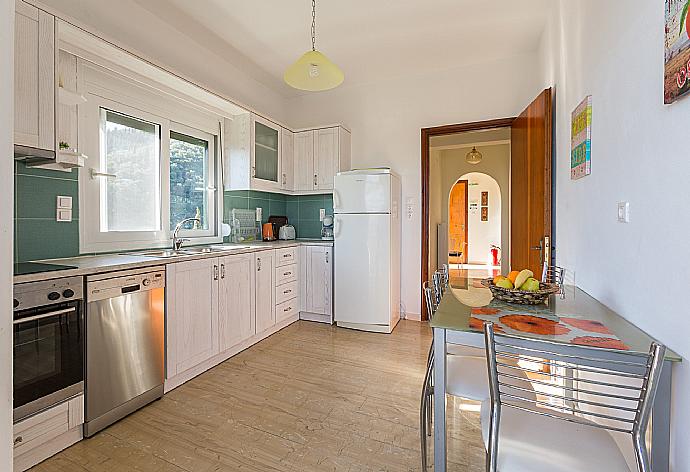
[84,267,165,437]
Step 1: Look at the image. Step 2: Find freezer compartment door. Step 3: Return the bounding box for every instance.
[334,172,391,214]
[334,214,391,326]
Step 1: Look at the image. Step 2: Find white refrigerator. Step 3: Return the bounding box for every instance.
[333,169,401,333]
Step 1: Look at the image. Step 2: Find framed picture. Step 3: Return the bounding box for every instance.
[665,0,690,104]
[571,95,592,180]
[481,207,488,222]
[481,191,488,206]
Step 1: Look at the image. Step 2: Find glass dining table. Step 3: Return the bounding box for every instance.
[429,281,681,472]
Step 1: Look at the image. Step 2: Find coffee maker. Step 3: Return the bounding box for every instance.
[321,215,334,240]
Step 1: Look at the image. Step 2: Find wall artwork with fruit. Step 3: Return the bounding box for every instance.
[665,0,690,103]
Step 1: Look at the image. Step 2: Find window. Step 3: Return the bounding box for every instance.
[101,110,161,232]
[169,125,216,237]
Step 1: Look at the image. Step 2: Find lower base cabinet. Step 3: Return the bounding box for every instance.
[300,245,333,323]
[218,253,256,351]
[13,395,83,471]
[255,250,275,333]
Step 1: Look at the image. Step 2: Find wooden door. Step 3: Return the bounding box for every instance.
[511,88,552,278]
[448,180,468,265]
[305,246,332,316]
[166,258,219,377]
[14,2,55,150]
[315,127,338,190]
[294,130,314,191]
[281,128,294,191]
[255,250,275,333]
[218,253,255,352]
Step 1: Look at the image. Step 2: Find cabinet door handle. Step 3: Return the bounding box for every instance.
[284,271,292,276]
[314,174,318,186]
[14,436,22,446]
[282,173,286,185]
[325,251,329,264]
[257,258,261,271]
[283,306,291,312]
[252,166,256,177]
[213,265,219,280]
[284,289,292,295]
[283,253,291,258]
[220,263,225,279]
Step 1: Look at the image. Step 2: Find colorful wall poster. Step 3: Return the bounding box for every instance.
[571,96,592,180]
[665,0,690,104]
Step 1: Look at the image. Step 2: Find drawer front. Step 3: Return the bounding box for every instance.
[14,402,70,457]
[275,264,297,285]
[275,247,297,267]
[275,280,298,305]
[276,298,299,323]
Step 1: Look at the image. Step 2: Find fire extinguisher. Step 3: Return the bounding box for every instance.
[490,245,501,266]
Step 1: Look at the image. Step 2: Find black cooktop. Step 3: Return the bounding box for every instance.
[14,262,78,276]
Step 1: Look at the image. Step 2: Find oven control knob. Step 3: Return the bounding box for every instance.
[47,292,61,301]
[142,278,151,287]
[62,289,75,298]
[13,299,19,309]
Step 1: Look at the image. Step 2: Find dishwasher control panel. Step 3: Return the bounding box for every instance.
[87,270,165,303]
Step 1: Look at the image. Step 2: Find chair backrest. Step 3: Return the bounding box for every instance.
[440,264,449,286]
[432,272,443,305]
[541,262,566,285]
[483,322,666,472]
[422,282,438,323]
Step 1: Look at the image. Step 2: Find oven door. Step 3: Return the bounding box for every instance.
[13,300,84,422]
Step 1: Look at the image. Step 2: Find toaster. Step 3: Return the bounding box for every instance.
[278,225,296,240]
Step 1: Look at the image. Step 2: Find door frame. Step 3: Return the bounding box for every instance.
[421,118,515,321]
[448,179,469,265]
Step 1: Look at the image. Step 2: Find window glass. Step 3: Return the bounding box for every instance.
[102,110,161,232]
[169,131,209,230]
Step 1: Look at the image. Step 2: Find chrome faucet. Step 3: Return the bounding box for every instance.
[172,217,201,250]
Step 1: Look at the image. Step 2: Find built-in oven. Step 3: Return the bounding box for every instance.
[13,276,84,422]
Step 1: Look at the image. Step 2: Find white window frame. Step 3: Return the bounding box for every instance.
[78,62,224,253]
[169,122,219,239]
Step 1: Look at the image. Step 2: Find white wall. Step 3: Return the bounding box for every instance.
[460,173,501,265]
[540,1,690,469]
[0,0,14,468]
[288,55,543,316]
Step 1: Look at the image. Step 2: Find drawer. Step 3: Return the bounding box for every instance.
[275,264,297,285]
[276,298,299,323]
[275,247,297,267]
[13,395,83,458]
[275,280,298,305]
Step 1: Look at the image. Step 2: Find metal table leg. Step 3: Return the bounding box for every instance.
[651,359,672,472]
[433,327,447,471]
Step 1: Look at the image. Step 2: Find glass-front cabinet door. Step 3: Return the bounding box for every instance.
[252,115,281,190]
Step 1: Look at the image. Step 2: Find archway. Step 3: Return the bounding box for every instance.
[448,172,502,269]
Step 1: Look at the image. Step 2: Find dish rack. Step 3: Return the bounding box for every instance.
[230,208,259,242]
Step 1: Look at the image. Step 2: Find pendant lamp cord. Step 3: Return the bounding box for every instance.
[311,0,316,51]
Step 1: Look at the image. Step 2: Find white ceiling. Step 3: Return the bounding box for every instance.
[132,0,551,97]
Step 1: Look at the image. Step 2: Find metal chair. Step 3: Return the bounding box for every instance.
[541,262,566,286]
[419,284,535,470]
[482,322,666,472]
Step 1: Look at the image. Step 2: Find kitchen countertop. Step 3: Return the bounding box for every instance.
[14,239,333,284]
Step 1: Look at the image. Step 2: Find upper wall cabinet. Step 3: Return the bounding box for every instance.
[225,113,282,192]
[281,127,294,191]
[14,1,56,151]
[294,126,351,192]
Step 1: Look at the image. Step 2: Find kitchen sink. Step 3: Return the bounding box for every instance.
[135,250,190,258]
[209,245,252,251]
[179,247,217,254]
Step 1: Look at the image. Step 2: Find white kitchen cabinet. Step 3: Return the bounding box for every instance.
[294,126,351,192]
[14,1,56,151]
[218,253,256,352]
[255,250,275,333]
[281,127,294,191]
[294,130,315,191]
[166,258,219,377]
[300,245,333,320]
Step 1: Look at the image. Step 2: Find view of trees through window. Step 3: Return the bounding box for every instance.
[169,131,209,230]
[103,110,161,232]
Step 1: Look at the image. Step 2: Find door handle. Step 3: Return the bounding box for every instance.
[531,240,544,264]
[257,257,261,271]
[325,251,329,264]
[220,263,225,279]
[314,174,318,186]
[213,265,219,280]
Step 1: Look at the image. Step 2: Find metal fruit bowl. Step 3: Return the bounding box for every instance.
[480,278,561,305]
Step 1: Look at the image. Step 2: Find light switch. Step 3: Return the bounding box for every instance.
[319,208,325,221]
[406,197,415,221]
[57,196,72,209]
[57,209,72,222]
[617,202,630,223]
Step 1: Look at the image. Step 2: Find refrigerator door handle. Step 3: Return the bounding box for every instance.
[333,216,341,238]
[333,189,341,212]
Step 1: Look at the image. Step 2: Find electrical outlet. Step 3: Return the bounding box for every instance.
[319,208,325,221]
[56,209,72,222]
[256,207,262,222]
[617,202,630,223]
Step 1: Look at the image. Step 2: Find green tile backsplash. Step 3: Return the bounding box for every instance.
[14,162,81,262]
[13,164,333,262]
[224,191,333,239]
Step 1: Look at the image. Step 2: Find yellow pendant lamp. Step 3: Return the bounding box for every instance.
[284,0,344,91]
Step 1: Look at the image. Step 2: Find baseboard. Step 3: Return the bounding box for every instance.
[336,316,399,334]
[164,314,299,393]
[299,311,332,324]
[404,312,422,321]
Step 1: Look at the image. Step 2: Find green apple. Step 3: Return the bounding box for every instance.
[520,278,541,292]
[496,278,514,290]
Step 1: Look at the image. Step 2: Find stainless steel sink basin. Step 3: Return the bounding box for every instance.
[136,250,189,258]
[179,247,217,254]
[209,245,252,251]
